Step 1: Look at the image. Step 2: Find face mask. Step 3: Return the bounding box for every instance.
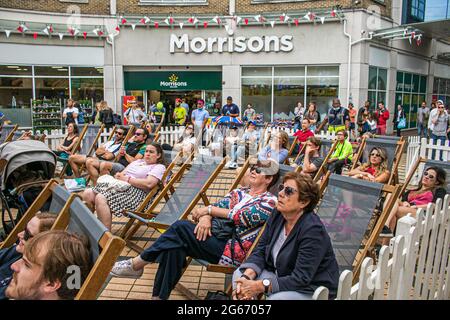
[333,106,340,110]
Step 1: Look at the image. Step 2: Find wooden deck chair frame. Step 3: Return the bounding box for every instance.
[1,124,19,143]
[312,139,338,183]
[117,151,183,248]
[0,179,77,249]
[50,196,125,300]
[350,137,406,186]
[292,143,307,165]
[58,124,90,178]
[113,125,136,162]
[284,136,299,164]
[121,156,226,253]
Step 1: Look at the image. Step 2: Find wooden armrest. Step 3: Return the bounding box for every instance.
[123,210,156,219]
[206,264,236,274]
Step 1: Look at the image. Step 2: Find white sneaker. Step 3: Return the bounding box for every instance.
[229,162,238,169]
[110,259,143,278]
[225,161,233,168]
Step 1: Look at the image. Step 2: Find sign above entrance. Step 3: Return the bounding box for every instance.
[169,34,294,54]
[124,71,222,91]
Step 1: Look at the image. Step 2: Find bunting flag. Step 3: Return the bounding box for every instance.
[83,31,87,39]
[164,18,170,25]
[179,22,184,29]
[43,27,49,36]
[4,30,11,38]
[48,25,54,33]
[188,17,194,24]
[154,22,159,28]
[121,17,127,25]
[115,26,120,33]
[309,12,316,21]
[213,16,221,24]
[255,14,262,22]
[294,18,299,26]
[203,21,208,28]
[244,18,249,25]
[17,23,27,33]
[284,15,290,23]
[280,15,285,22]
[93,28,103,36]
[416,35,422,46]
[33,32,38,39]
[170,17,174,24]
[320,17,326,24]
[235,16,242,25]
[331,10,337,18]
[270,21,275,28]
[58,33,64,40]
[140,16,150,24]
[131,24,136,31]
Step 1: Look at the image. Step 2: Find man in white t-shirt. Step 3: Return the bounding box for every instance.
[68,127,126,177]
[63,99,79,125]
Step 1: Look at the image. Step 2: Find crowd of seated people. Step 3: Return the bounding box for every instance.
[3,115,449,302]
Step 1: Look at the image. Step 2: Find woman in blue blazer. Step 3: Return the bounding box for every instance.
[233,172,339,300]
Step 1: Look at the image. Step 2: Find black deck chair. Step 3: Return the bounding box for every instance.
[402,158,450,196]
[316,174,401,280]
[51,196,125,300]
[122,154,226,253]
[352,137,405,185]
[0,125,18,144]
[0,180,75,248]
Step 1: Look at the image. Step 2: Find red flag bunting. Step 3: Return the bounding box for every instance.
[188,17,194,23]
[140,18,146,24]
[244,18,249,25]
[169,17,174,24]
[331,10,336,18]
[280,15,285,22]
[33,32,38,39]
[83,32,87,39]
[68,28,75,36]
[294,18,299,26]
[115,26,120,32]
[203,21,208,28]
[17,25,24,33]
[121,18,127,25]
[154,22,159,28]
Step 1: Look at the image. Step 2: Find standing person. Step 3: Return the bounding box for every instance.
[125,100,147,125]
[428,101,438,138]
[91,102,102,125]
[304,102,321,133]
[348,103,357,141]
[63,98,79,126]
[191,99,210,146]
[357,101,371,136]
[325,98,350,133]
[150,101,166,125]
[293,101,305,132]
[430,100,449,161]
[393,104,406,137]
[221,96,240,118]
[99,101,115,129]
[243,103,256,122]
[173,98,187,126]
[417,101,430,138]
[374,102,390,135]
[293,119,315,153]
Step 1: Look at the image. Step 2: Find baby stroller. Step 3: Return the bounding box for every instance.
[0,140,56,238]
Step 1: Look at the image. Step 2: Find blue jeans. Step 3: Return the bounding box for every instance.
[230,143,238,162]
[139,220,227,299]
[431,134,446,161]
[294,122,301,132]
[418,123,428,138]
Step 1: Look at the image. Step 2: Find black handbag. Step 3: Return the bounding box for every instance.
[211,218,235,239]
[204,290,231,300]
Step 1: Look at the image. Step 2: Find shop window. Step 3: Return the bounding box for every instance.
[0,65,32,76]
[368,66,388,110]
[274,77,305,120]
[71,78,104,103]
[242,78,272,123]
[71,67,103,77]
[274,66,305,77]
[395,71,427,129]
[35,78,69,100]
[307,66,339,77]
[306,77,339,117]
[0,77,33,108]
[35,66,69,77]
[242,67,272,77]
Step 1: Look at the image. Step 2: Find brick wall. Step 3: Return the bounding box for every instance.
[0,0,109,15]
[116,0,228,15]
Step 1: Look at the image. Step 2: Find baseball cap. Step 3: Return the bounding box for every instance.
[175,98,182,102]
[230,125,238,130]
[437,99,444,105]
[227,96,233,100]
[248,120,256,126]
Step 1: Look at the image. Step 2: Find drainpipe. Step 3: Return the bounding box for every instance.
[343,19,373,107]
[229,0,235,15]
[106,35,118,112]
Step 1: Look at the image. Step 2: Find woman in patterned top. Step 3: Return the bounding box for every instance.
[109,160,279,300]
[348,147,390,183]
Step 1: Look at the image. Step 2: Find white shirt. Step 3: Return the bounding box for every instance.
[63,107,79,124]
[428,108,438,130]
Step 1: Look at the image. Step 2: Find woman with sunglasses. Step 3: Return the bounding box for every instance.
[172,125,196,156]
[0,212,56,300]
[348,147,390,183]
[110,160,279,300]
[232,172,339,300]
[382,166,447,237]
[83,143,166,231]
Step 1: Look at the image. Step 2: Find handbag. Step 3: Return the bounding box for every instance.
[204,291,231,300]
[211,218,235,239]
[397,118,406,129]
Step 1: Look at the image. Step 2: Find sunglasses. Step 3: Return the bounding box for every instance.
[135,132,144,136]
[424,171,435,179]
[250,165,263,174]
[23,228,33,241]
[278,184,298,197]
[370,152,382,158]
[116,132,124,136]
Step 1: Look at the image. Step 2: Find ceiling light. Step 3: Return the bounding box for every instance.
[7,66,19,68]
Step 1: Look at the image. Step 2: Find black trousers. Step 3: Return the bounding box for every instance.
[327,159,350,175]
[140,220,227,299]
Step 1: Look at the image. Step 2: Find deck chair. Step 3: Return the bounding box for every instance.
[373,135,403,141]
[351,137,405,185]
[316,174,401,281]
[58,125,89,178]
[312,139,338,183]
[0,124,18,144]
[113,125,136,162]
[116,150,183,245]
[51,196,125,300]
[0,179,76,249]
[401,157,450,196]
[121,154,226,253]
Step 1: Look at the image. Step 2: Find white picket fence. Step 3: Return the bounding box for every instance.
[313,195,450,300]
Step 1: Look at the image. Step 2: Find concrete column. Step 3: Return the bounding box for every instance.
[222,65,241,115]
[110,0,117,16]
[104,64,123,114]
[387,50,398,134]
[229,0,236,15]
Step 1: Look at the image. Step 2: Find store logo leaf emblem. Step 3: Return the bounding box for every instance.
[169,74,178,82]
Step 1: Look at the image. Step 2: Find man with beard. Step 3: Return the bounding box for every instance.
[5,230,91,300]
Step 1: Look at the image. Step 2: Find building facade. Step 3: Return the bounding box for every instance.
[0,0,449,132]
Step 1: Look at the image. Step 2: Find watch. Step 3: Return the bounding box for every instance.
[262,279,271,294]
[207,205,212,216]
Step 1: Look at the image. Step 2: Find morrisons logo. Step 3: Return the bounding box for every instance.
[160,74,187,89]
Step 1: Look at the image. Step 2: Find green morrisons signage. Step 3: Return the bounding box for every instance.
[124,71,222,91]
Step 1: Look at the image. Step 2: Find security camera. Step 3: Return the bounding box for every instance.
[354,0,361,5]
[361,30,366,35]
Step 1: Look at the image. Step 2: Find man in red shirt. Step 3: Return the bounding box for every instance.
[293,118,315,152]
[374,102,390,135]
